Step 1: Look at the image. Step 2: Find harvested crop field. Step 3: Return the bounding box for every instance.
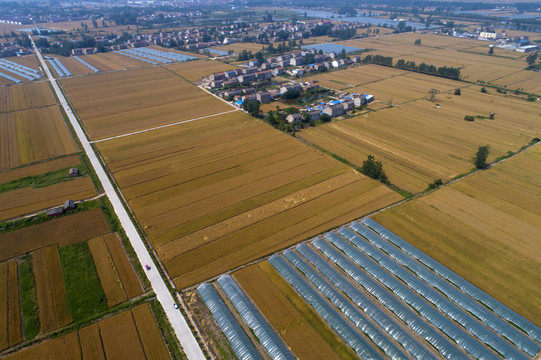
[0,208,110,262]
[96,111,402,288]
[166,59,239,82]
[61,66,233,139]
[300,85,541,193]
[0,106,77,170]
[209,42,263,54]
[0,155,80,184]
[0,176,96,221]
[6,55,41,72]
[234,262,358,360]
[0,260,22,351]
[308,64,407,90]
[373,144,541,324]
[78,51,148,72]
[4,304,171,360]
[0,82,56,112]
[46,55,96,77]
[32,245,72,333]
[88,233,142,306]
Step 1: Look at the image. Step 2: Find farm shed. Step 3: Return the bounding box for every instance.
[47,207,64,217]
[64,199,76,211]
[68,167,79,177]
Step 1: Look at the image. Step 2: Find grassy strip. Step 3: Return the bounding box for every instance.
[18,255,40,340]
[150,299,186,360]
[0,165,88,193]
[59,241,108,322]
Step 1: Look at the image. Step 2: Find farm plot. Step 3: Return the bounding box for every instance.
[0,82,56,112]
[493,70,541,95]
[3,304,171,360]
[0,155,80,184]
[0,106,77,170]
[0,208,110,262]
[78,51,148,72]
[166,59,239,82]
[88,233,142,306]
[46,55,96,77]
[97,111,402,288]
[61,66,233,139]
[209,42,263,55]
[307,64,407,90]
[299,86,541,193]
[0,260,22,351]
[5,55,41,73]
[234,262,359,360]
[0,176,96,221]
[32,245,72,333]
[373,145,541,324]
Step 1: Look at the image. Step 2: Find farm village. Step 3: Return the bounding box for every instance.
[0,1,541,359]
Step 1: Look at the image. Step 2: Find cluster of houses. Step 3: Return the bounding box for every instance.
[453,30,539,52]
[259,20,363,43]
[219,81,321,107]
[286,93,375,123]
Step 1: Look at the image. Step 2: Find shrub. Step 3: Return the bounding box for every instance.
[454,89,461,95]
[464,115,475,121]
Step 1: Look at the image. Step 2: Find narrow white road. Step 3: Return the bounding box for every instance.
[31,39,206,360]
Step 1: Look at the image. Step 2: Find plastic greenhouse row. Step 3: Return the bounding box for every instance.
[0,63,37,80]
[131,47,198,62]
[124,49,172,63]
[197,283,262,360]
[115,51,158,65]
[53,57,72,76]
[348,222,540,357]
[0,71,22,83]
[0,59,41,75]
[73,56,99,72]
[47,59,66,77]
[361,218,541,343]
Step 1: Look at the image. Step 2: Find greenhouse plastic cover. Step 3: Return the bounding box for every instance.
[282,249,409,360]
[197,283,262,360]
[315,236,497,360]
[296,243,439,360]
[216,275,295,360]
[348,222,540,357]
[53,58,72,76]
[335,227,530,360]
[361,218,541,344]
[268,254,384,360]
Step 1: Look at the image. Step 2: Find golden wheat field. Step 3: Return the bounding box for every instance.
[300,85,541,193]
[0,155,80,184]
[308,64,407,90]
[61,66,233,139]
[0,82,55,112]
[0,106,77,170]
[373,145,541,324]
[210,42,264,55]
[96,111,402,288]
[3,304,171,360]
[166,59,239,82]
[80,51,148,72]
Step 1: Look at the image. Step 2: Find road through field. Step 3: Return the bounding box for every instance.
[31,38,206,360]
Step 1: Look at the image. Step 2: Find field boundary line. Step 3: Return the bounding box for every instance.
[31,37,206,360]
[91,109,238,144]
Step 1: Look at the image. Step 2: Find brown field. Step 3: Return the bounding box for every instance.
[0,155,80,184]
[307,64,407,90]
[6,55,41,72]
[33,245,71,333]
[132,304,171,360]
[99,307,147,359]
[0,106,77,170]
[300,85,541,193]
[0,208,110,262]
[494,70,541,94]
[234,262,358,360]
[47,55,96,77]
[103,233,142,298]
[166,59,239,82]
[0,82,55,112]
[88,236,126,307]
[0,176,96,221]
[61,66,233,139]
[80,52,148,72]
[4,304,171,360]
[0,260,22,351]
[96,110,401,288]
[373,145,541,325]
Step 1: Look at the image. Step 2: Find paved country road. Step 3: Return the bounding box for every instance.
[32,39,206,360]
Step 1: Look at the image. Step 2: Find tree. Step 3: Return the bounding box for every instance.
[282,89,300,100]
[481,87,487,93]
[526,52,538,65]
[428,88,440,102]
[414,38,422,45]
[464,115,475,121]
[488,46,494,55]
[361,155,388,182]
[92,19,98,28]
[319,113,331,122]
[454,89,461,96]
[242,99,260,117]
[474,145,490,169]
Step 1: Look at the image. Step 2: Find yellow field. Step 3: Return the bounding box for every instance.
[6,55,41,72]
[3,304,171,360]
[166,59,239,82]
[0,260,22,351]
[47,55,96,77]
[373,145,541,325]
[0,155,80,184]
[96,111,402,288]
[0,177,96,221]
[61,66,233,139]
[234,262,358,360]
[300,85,541,193]
[308,64,407,90]
[0,82,55,112]
[210,42,263,54]
[0,106,77,170]
[81,52,148,72]
[494,70,541,94]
